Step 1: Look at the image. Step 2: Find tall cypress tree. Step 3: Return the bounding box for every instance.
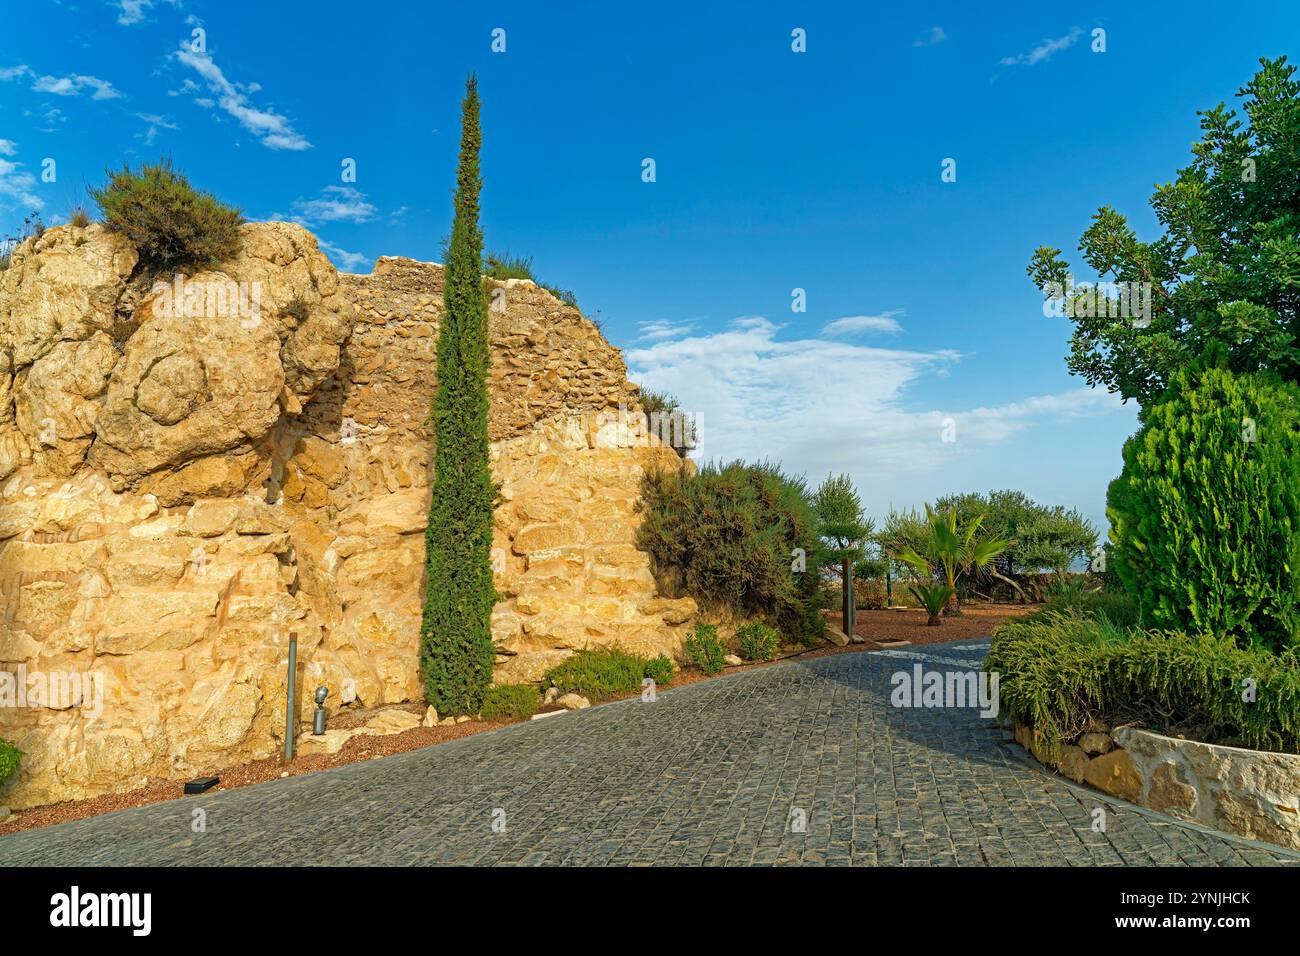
[420,75,497,714]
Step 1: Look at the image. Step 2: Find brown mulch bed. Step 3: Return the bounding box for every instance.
[833,603,1033,646]
[0,602,1033,837]
[0,710,508,838]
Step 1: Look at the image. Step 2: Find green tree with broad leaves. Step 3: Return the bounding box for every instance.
[1027,56,1300,408]
[935,490,1097,576]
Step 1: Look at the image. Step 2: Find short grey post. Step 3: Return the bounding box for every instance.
[313,686,328,736]
[284,633,297,762]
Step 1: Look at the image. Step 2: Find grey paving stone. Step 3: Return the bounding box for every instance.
[1,640,1296,866]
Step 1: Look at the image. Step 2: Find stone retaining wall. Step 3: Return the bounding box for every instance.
[1014,722,1300,850]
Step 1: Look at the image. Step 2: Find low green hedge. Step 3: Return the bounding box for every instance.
[544,646,668,701]
[1040,580,1140,628]
[643,654,675,687]
[736,621,780,662]
[985,609,1300,758]
[0,738,20,786]
[480,684,540,720]
[684,624,727,675]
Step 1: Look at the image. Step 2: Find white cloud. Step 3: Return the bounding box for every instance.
[624,317,1124,496]
[1000,27,1083,67]
[32,72,121,100]
[173,44,311,151]
[638,319,695,342]
[913,26,947,48]
[135,112,178,129]
[112,0,151,25]
[0,139,16,156]
[133,111,178,146]
[0,156,43,212]
[317,239,370,273]
[111,0,182,27]
[284,186,376,225]
[822,311,904,337]
[1,65,120,100]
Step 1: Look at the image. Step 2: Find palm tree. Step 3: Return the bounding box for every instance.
[895,506,1009,617]
[909,582,955,626]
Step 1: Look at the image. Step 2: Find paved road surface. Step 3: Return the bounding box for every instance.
[2,640,1295,866]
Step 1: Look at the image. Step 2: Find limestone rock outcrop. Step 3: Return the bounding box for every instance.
[0,227,696,809]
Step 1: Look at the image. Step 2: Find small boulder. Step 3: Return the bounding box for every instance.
[723,654,743,666]
[359,710,422,736]
[1079,732,1114,756]
[823,625,850,647]
[297,728,355,756]
[1055,744,1092,784]
[1083,748,1142,802]
[421,705,439,728]
[556,693,590,710]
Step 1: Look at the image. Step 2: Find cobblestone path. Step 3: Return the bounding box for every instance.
[3,640,1295,866]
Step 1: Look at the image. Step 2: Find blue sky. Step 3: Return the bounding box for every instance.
[3,1,1297,534]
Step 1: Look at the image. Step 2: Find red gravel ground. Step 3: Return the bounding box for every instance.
[0,705,507,837]
[837,603,1032,646]
[0,603,1031,836]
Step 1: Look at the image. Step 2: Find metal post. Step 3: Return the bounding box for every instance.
[886,568,893,607]
[842,561,852,634]
[313,686,328,735]
[284,633,297,762]
[842,556,852,632]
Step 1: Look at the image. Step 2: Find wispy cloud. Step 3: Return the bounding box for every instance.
[624,317,1123,494]
[112,0,152,25]
[34,73,121,99]
[637,319,696,342]
[135,112,178,129]
[913,26,947,48]
[317,239,370,272]
[172,43,311,150]
[134,111,179,146]
[281,186,377,225]
[110,0,181,27]
[999,27,1083,67]
[822,311,904,337]
[1,64,121,100]
[0,148,44,212]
